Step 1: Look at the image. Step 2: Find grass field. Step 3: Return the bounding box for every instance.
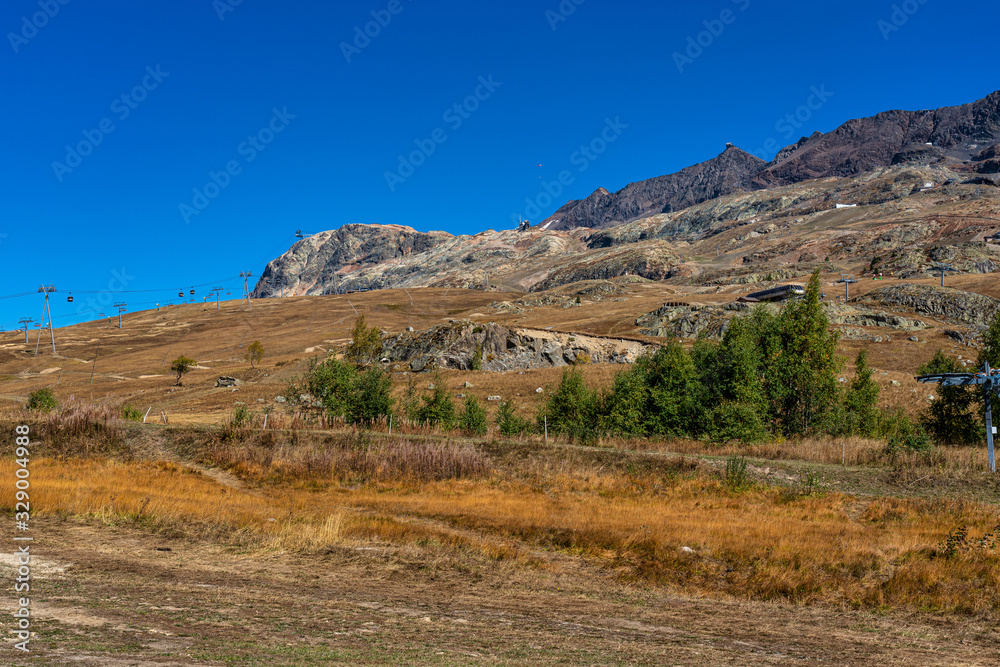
[2,283,1000,664]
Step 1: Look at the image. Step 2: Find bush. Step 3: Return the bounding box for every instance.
[345,315,383,367]
[880,407,933,453]
[298,355,394,425]
[724,455,751,491]
[27,387,58,412]
[458,395,488,436]
[414,376,457,428]
[707,401,767,443]
[496,400,533,437]
[350,368,394,425]
[539,367,599,442]
[918,350,979,446]
[120,404,144,422]
[232,403,254,428]
[844,349,880,437]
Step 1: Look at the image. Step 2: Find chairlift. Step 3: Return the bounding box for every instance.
[189,287,195,296]
[226,291,232,296]
[66,293,74,303]
[178,290,184,298]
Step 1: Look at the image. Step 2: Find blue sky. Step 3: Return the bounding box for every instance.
[2,0,997,330]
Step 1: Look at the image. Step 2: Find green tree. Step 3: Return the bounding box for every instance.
[641,341,706,437]
[496,400,532,437]
[978,308,1000,370]
[304,356,358,417]
[170,356,197,386]
[458,394,488,436]
[299,356,394,425]
[539,366,599,441]
[919,350,980,446]
[348,368,394,425]
[844,349,881,437]
[345,314,383,367]
[600,364,650,436]
[245,340,264,369]
[415,376,457,428]
[771,270,841,436]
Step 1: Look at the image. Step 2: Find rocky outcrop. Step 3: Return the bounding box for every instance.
[253,224,450,297]
[637,300,930,340]
[382,320,655,371]
[856,284,1000,327]
[531,243,682,291]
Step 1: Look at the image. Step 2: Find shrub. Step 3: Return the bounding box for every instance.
[303,356,357,417]
[707,401,767,443]
[724,455,751,491]
[539,367,599,442]
[844,349,880,437]
[918,350,979,446]
[298,356,394,425]
[233,403,253,428]
[496,400,533,437]
[471,342,483,371]
[880,407,933,453]
[345,314,382,367]
[414,376,457,428]
[120,404,144,422]
[27,387,58,412]
[349,368,394,425]
[458,395,488,436]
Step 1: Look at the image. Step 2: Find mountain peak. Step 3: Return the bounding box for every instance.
[541,90,1000,230]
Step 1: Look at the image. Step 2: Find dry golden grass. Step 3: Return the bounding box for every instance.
[7,445,1000,614]
[608,434,992,471]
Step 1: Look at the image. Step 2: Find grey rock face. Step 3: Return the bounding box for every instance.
[382,320,653,371]
[857,284,1000,327]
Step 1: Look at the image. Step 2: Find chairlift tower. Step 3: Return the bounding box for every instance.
[213,286,223,310]
[931,263,958,287]
[836,274,858,301]
[18,318,33,345]
[35,285,57,355]
[917,362,1000,472]
[114,302,127,329]
[240,272,253,310]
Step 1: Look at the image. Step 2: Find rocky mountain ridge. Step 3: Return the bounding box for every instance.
[541,90,1000,231]
[254,164,1000,299]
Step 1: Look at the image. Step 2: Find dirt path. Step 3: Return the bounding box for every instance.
[0,515,996,666]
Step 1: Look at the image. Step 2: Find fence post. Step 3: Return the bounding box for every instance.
[388,414,393,436]
[143,406,152,423]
